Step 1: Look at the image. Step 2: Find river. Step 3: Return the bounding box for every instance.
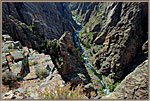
[72,14,110,95]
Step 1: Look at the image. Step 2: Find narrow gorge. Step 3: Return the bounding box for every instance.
[2,2,148,99]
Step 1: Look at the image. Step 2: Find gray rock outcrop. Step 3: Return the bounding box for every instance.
[101,60,148,99]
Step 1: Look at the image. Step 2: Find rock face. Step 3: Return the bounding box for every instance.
[2,2,79,50]
[74,2,148,80]
[101,60,148,99]
[73,2,99,25]
[2,2,149,100]
[41,31,97,98]
[46,31,91,85]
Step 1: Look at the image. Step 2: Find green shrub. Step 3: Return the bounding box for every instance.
[75,46,84,61]
[48,40,60,54]
[97,76,121,98]
[97,85,105,98]
[37,83,87,99]
[33,31,36,35]
[41,39,62,67]
[106,80,121,92]
[28,24,34,31]
[8,45,13,49]
[7,49,15,53]
[35,69,49,80]
[102,75,106,78]
[100,75,121,92]
[29,61,38,66]
[41,39,50,54]
[72,11,79,18]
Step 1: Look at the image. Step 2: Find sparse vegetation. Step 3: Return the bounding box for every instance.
[35,69,49,80]
[2,71,20,90]
[41,39,62,65]
[68,2,79,10]
[97,85,105,98]
[75,46,84,61]
[7,49,15,53]
[106,80,121,92]
[49,40,60,55]
[101,75,121,92]
[8,45,13,49]
[28,24,37,35]
[28,24,35,31]
[78,31,94,49]
[41,39,49,53]
[29,61,38,66]
[37,82,87,99]
[96,75,121,98]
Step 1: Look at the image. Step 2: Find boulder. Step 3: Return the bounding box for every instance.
[14,41,23,49]
[2,34,13,42]
[10,61,22,75]
[10,51,23,62]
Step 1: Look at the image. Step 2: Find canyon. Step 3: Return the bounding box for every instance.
[2,2,148,99]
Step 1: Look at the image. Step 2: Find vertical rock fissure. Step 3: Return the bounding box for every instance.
[15,3,26,25]
[6,2,11,15]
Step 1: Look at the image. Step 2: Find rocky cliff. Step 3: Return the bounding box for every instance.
[74,2,148,80]
[101,59,148,99]
[70,2,148,99]
[2,34,95,99]
[2,2,79,50]
[2,2,149,100]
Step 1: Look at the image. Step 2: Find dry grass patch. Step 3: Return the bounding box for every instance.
[37,82,88,99]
